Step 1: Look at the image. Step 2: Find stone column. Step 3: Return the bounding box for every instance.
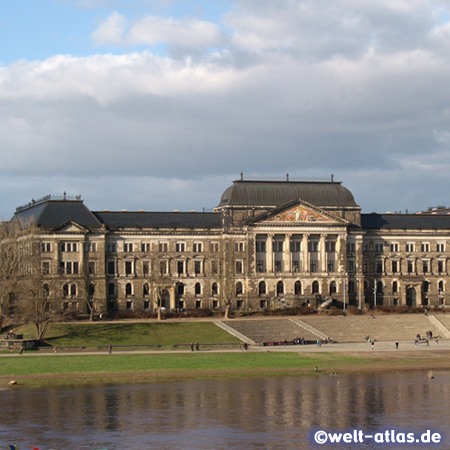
[267,234,274,273]
[320,234,327,273]
[170,286,176,309]
[302,234,310,273]
[284,234,291,273]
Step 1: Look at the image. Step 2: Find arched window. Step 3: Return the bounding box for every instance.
[126,283,132,297]
[177,283,185,296]
[393,281,398,293]
[258,281,266,296]
[236,282,243,296]
[143,283,149,296]
[294,281,302,295]
[212,282,218,296]
[88,284,95,297]
[423,281,429,293]
[195,282,201,296]
[329,281,337,294]
[276,281,284,296]
[312,281,319,294]
[108,283,115,296]
[377,281,383,293]
[63,284,69,298]
[439,281,444,293]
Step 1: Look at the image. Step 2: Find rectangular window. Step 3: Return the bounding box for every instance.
[143,261,149,275]
[88,262,96,275]
[423,261,429,273]
[363,242,368,252]
[256,241,266,252]
[176,243,185,253]
[374,243,383,252]
[421,243,430,252]
[194,261,202,274]
[292,260,299,272]
[85,243,96,252]
[235,261,243,274]
[310,261,317,272]
[61,242,78,252]
[158,242,168,252]
[274,261,282,273]
[141,243,150,252]
[348,260,355,273]
[106,243,116,252]
[326,241,336,252]
[273,241,283,252]
[160,260,168,275]
[290,241,301,252]
[211,242,219,252]
[256,260,265,273]
[438,260,445,273]
[124,243,133,252]
[193,243,203,253]
[363,261,368,273]
[327,260,334,272]
[308,241,319,252]
[408,261,414,273]
[42,262,50,274]
[390,243,399,252]
[40,243,51,252]
[177,261,184,274]
[236,242,245,252]
[437,243,445,252]
[376,261,382,273]
[347,243,356,252]
[392,261,398,273]
[125,261,133,275]
[211,260,218,274]
[107,261,115,275]
[406,243,414,252]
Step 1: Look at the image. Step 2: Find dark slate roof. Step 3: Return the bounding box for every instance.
[13,200,102,229]
[94,211,222,229]
[362,213,450,230]
[217,180,359,208]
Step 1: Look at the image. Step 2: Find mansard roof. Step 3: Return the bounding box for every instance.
[13,197,102,230]
[361,213,450,231]
[217,179,359,209]
[93,211,222,229]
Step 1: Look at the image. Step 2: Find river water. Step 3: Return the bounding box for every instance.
[0,370,449,449]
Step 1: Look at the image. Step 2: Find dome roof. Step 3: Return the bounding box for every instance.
[217,180,359,209]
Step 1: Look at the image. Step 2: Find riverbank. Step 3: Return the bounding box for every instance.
[2,345,450,389]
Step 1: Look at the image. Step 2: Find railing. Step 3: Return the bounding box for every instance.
[16,193,82,212]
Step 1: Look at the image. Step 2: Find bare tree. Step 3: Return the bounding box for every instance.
[218,238,236,319]
[16,239,61,340]
[149,256,172,321]
[80,249,96,321]
[0,220,35,332]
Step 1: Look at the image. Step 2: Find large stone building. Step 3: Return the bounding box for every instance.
[12,177,450,314]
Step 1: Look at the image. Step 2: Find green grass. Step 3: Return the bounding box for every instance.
[14,322,241,347]
[0,352,369,378]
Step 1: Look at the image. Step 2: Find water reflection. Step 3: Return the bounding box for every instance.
[0,371,448,449]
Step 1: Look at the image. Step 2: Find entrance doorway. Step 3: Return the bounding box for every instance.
[406,287,417,306]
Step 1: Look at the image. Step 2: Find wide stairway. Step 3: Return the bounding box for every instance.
[221,319,320,344]
[300,314,446,342]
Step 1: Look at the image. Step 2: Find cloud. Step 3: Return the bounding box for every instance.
[91,11,226,49]
[3,0,450,217]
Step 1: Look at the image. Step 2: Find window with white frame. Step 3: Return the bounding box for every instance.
[374,242,383,252]
[60,261,79,275]
[60,242,78,252]
[158,242,168,252]
[236,242,245,252]
[193,242,203,253]
[124,243,133,252]
[106,243,116,252]
[390,243,399,252]
[421,242,430,252]
[273,241,283,252]
[141,243,150,252]
[406,243,415,252]
[256,241,266,252]
[176,242,185,253]
[85,243,96,252]
[211,242,219,252]
[437,243,445,252]
[40,242,51,252]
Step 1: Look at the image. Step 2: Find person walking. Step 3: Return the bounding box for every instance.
[371,341,374,350]
[395,341,399,350]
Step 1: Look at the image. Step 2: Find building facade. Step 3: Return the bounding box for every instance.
[12,178,450,314]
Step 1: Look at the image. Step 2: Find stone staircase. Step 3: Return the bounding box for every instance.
[299,314,446,342]
[220,319,319,344]
[428,315,450,338]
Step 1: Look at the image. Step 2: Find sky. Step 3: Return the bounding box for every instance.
[2,0,450,219]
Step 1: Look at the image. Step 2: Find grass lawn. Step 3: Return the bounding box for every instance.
[0,352,374,387]
[14,322,241,348]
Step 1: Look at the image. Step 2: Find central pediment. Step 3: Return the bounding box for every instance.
[246,199,349,225]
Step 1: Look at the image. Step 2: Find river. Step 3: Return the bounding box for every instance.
[0,370,449,449]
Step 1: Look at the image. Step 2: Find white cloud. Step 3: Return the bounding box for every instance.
[4,0,450,217]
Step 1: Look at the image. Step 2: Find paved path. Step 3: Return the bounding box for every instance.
[2,338,449,356]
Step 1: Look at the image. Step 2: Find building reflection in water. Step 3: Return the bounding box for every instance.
[0,371,449,449]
